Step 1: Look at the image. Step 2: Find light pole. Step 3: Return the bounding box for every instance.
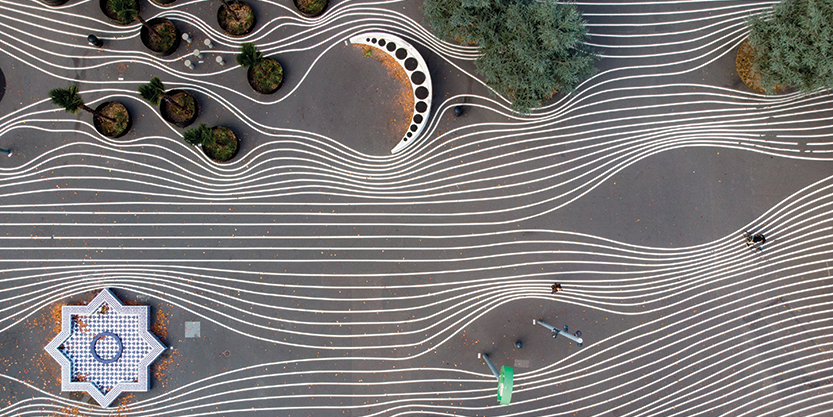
[477,353,499,379]
[477,353,513,405]
[533,319,583,346]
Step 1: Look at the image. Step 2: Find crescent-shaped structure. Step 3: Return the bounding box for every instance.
[349,32,432,154]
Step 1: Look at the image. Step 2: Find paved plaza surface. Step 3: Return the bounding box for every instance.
[1,0,833,415]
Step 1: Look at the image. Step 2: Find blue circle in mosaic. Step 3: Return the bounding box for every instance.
[90,331,123,364]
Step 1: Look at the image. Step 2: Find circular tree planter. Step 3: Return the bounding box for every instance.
[736,39,783,94]
[140,18,180,56]
[247,58,283,94]
[218,1,256,37]
[93,101,132,138]
[101,0,139,25]
[293,0,327,17]
[204,126,239,162]
[736,39,764,93]
[160,90,199,128]
[41,0,70,6]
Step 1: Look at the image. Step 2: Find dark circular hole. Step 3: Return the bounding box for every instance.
[415,86,429,100]
[371,38,377,43]
[415,101,427,113]
[409,124,418,132]
[403,138,408,141]
[407,132,412,137]
[395,48,407,60]
[410,71,425,85]
[413,114,423,124]
[404,57,418,71]
[366,38,370,42]
[378,39,385,46]
[386,42,396,52]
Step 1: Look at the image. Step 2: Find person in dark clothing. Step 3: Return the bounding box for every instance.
[551,283,563,294]
[744,231,766,249]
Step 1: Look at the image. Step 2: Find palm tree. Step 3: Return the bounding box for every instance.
[236,43,273,78]
[138,77,187,112]
[183,123,213,146]
[49,85,116,123]
[235,43,263,69]
[109,0,163,40]
[236,43,283,93]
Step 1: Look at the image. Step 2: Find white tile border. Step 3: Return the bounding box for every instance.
[44,289,167,408]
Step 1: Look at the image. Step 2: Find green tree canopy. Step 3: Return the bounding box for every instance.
[424,0,596,113]
[49,85,86,114]
[138,77,167,106]
[109,0,139,25]
[184,123,213,146]
[236,43,263,68]
[747,0,833,93]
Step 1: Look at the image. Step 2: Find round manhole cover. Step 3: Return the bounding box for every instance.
[115,63,128,75]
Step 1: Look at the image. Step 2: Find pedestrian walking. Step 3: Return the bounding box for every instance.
[551,283,562,294]
[744,231,766,250]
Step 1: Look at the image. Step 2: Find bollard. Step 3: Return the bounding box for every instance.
[204,38,214,49]
[216,56,225,66]
[184,59,194,69]
[87,34,103,48]
[193,49,202,59]
[0,148,12,157]
[477,353,500,380]
[182,33,192,45]
[533,319,583,346]
[454,105,464,116]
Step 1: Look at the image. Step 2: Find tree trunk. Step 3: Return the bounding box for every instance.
[81,104,118,124]
[162,93,188,113]
[137,15,162,43]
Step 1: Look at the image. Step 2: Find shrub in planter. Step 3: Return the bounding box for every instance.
[294,0,327,17]
[101,0,139,25]
[183,123,239,162]
[138,77,199,127]
[109,0,180,54]
[92,102,132,138]
[218,0,256,37]
[236,43,284,94]
[49,85,132,138]
[139,18,180,56]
